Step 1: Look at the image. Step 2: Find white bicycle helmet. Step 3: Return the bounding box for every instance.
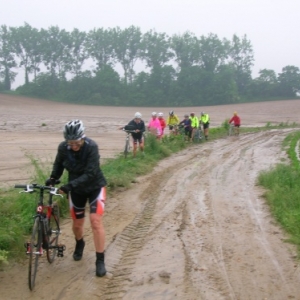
[158,112,163,117]
[169,110,174,115]
[152,112,157,116]
[134,112,142,119]
[63,119,85,140]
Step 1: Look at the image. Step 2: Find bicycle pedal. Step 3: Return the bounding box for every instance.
[57,244,66,257]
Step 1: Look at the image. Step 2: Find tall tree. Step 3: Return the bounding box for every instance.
[113,26,142,84]
[277,65,300,97]
[0,25,17,90]
[69,28,89,77]
[86,28,115,71]
[141,29,173,69]
[228,34,254,95]
[251,69,278,98]
[198,33,229,73]
[41,26,71,79]
[11,23,42,84]
[170,31,200,70]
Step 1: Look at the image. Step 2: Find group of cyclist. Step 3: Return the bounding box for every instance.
[43,110,241,279]
[170,110,210,141]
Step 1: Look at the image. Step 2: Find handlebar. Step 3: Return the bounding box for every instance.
[14,184,63,197]
[122,128,138,133]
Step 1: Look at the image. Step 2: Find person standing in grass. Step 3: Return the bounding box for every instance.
[189,112,199,142]
[158,112,166,138]
[120,112,146,157]
[167,110,180,134]
[199,112,210,140]
[45,119,107,277]
[229,111,241,135]
[148,112,162,139]
[179,114,193,141]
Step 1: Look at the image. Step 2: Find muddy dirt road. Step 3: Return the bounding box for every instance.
[1,95,300,299]
[1,128,300,299]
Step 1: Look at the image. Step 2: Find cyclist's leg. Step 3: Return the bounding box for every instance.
[89,187,107,277]
[191,127,196,141]
[69,191,87,260]
[204,123,209,140]
[132,137,138,157]
[139,137,144,153]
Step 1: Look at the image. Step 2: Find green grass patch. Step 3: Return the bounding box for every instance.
[258,130,300,252]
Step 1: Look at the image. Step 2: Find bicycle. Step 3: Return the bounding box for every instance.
[193,127,203,143]
[15,183,66,290]
[169,124,179,135]
[122,125,136,158]
[228,123,235,136]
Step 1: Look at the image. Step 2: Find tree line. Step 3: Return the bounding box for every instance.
[0,23,299,106]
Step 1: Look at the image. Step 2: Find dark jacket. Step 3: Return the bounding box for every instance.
[179,118,192,132]
[125,119,145,139]
[50,137,107,194]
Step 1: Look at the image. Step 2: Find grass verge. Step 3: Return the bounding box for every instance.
[258,130,300,252]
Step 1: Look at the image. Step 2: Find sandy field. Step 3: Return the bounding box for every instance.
[1,94,300,299]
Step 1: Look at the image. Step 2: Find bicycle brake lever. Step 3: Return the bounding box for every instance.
[19,184,34,193]
[50,187,63,197]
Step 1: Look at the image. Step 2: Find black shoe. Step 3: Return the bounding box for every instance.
[73,238,85,261]
[96,252,106,277]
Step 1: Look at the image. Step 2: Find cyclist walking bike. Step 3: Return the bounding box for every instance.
[119,112,145,158]
[229,111,241,136]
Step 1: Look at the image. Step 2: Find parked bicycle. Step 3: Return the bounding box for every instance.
[15,182,66,290]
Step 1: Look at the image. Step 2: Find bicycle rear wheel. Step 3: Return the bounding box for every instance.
[193,129,202,143]
[124,139,130,158]
[28,217,42,290]
[47,203,60,263]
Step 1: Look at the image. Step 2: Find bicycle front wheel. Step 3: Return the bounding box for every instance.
[47,203,60,263]
[124,139,130,158]
[28,217,42,291]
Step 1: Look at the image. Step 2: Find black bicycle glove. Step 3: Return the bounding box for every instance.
[59,184,72,194]
[45,177,57,186]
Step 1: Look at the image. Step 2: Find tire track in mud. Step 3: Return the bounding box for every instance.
[112,129,300,300]
[191,129,299,299]
[99,156,201,299]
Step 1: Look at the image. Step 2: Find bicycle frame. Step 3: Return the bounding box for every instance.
[228,123,235,136]
[123,129,136,158]
[15,183,65,290]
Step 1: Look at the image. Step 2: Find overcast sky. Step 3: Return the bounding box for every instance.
[1,0,299,87]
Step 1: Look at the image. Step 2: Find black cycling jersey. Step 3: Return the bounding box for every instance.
[126,119,146,139]
[50,137,107,194]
